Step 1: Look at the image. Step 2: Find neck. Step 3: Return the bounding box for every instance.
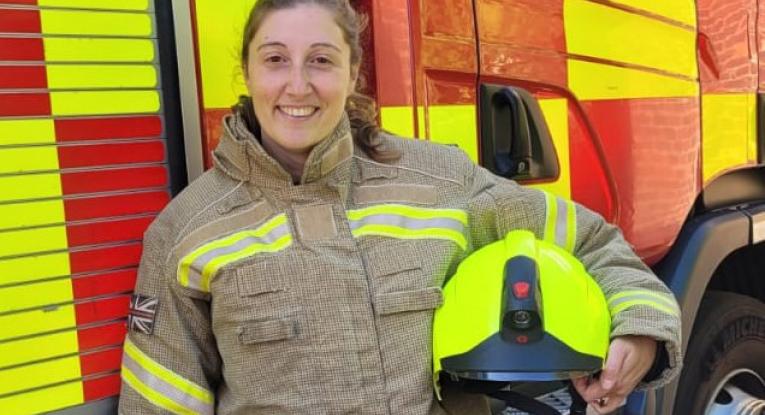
[260,134,309,183]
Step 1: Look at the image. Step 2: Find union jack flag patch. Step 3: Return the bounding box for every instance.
[127,294,159,335]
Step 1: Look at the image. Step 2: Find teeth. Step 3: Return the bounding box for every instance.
[280,106,316,117]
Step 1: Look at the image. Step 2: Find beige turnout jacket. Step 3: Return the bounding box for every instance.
[118,113,681,414]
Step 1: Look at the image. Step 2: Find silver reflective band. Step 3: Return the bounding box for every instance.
[555,197,569,250]
[186,222,291,290]
[348,213,466,234]
[608,292,680,317]
[122,349,214,415]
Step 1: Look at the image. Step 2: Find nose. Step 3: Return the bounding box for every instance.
[285,64,311,96]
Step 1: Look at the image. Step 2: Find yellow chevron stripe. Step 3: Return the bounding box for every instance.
[0,304,77,342]
[568,59,698,101]
[0,329,78,368]
[0,252,71,286]
[51,90,160,116]
[0,119,55,146]
[606,0,696,27]
[40,9,152,37]
[702,93,757,182]
[0,381,83,415]
[44,38,155,63]
[565,1,696,79]
[0,146,60,175]
[47,64,158,90]
[0,355,82,396]
[39,0,150,10]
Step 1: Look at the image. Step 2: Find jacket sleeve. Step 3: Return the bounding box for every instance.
[118,216,220,414]
[465,160,682,389]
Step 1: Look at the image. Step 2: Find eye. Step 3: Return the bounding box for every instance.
[264,54,286,64]
[312,55,333,65]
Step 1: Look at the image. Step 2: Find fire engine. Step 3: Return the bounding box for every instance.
[0,0,764,414]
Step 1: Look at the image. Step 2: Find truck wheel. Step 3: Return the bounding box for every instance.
[674,291,765,414]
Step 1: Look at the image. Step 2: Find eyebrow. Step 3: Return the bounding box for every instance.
[257,41,342,52]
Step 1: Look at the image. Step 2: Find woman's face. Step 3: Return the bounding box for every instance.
[245,4,357,156]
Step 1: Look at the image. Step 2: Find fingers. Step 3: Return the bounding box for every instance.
[589,396,627,414]
[600,340,629,392]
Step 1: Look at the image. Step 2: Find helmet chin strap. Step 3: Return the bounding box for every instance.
[487,382,588,415]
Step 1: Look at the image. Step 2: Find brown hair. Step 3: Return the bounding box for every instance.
[232,0,399,162]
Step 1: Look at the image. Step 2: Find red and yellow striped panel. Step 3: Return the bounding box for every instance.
[0,1,169,413]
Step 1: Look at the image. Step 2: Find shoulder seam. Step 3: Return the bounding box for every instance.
[353,155,464,187]
[172,180,245,246]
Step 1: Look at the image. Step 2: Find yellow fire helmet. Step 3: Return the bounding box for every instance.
[432,230,611,408]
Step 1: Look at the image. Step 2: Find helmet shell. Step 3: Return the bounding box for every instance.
[432,230,610,394]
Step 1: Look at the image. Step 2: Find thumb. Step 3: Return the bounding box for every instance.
[601,341,628,391]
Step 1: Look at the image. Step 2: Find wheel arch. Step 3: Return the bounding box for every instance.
[645,165,765,414]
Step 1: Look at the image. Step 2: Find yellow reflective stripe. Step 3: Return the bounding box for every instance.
[605,0,696,27]
[565,1,697,79]
[0,173,62,202]
[40,9,153,37]
[123,339,214,405]
[0,304,76,341]
[177,214,292,292]
[0,329,78,368]
[51,90,160,116]
[44,38,155,63]
[201,234,292,292]
[347,204,468,223]
[0,252,70,286]
[347,205,468,249]
[47,64,158,90]
[543,192,557,245]
[0,278,74,314]
[122,367,196,415]
[351,225,467,250]
[38,0,150,10]
[0,200,66,231]
[0,119,55,146]
[0,146,60,175]
[702,93,757,182]
[0,355,81,396]
[568,59,698,101]
[608,289,680,317]
[610,299,679,318]
[0,381,83,415]
[565,199,576,253]
[428,104,479,162]
[0,226,68,258]
[528,98,571,198]
[380,106,415,138]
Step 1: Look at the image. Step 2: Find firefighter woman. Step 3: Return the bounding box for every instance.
[118,1,682,414]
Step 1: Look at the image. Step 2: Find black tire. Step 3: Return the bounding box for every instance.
[674,291,765,414]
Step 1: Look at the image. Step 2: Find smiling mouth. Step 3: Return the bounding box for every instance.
[278,106,319,119]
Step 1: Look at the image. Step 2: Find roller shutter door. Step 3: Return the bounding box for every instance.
[0,0,185,413]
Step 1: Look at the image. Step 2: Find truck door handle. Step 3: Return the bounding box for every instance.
[479,84,559,181]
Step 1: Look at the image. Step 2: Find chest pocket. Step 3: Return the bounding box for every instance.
[375,286,443,316]
[234,253,304,322]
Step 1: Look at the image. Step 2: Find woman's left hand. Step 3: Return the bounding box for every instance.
[572,335,657,414]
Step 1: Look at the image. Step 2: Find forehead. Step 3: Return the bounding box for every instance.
[253,4,347,50]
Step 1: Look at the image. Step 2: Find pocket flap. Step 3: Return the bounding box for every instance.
[366,241,422,278]
[236,257,291,296]
[238,318,299,344]
[375,287,443,316]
